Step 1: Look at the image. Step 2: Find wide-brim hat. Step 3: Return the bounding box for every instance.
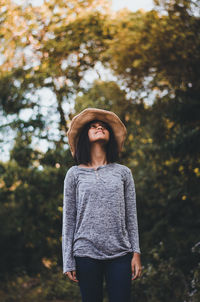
[67,108,127,157]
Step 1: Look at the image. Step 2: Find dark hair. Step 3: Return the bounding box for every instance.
[74,119,119,165]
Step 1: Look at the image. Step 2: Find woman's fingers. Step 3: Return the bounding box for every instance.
[138,266,142,277]
[131,263,136,280]
[132,264,142,280]
[131,257,142,280]
[65,271,79,282]
[72,270,79,282]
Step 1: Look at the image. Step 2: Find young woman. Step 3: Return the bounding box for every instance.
[62,108,142,302]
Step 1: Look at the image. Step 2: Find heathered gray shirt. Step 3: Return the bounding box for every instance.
[62,162,141,273]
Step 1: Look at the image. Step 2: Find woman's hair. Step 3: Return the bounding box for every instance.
[74,119,119,165]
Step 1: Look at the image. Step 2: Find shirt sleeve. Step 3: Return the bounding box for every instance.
[124,168,141,254]
[62,167,77,274]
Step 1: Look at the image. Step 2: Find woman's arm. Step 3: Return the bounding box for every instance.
[124,168,141,255]
[62,167,77,274]
[124,168,142,279]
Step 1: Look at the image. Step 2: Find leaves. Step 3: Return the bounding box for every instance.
[0,0,199,300]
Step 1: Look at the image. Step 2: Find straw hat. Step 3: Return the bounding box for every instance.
[67,108,127,157]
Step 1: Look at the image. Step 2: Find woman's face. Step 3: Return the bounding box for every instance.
[88,120,110,145]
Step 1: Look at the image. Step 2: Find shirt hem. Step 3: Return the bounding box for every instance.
[73,250,133,260]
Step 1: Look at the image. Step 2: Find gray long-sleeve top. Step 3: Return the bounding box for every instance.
[62,162,141,274]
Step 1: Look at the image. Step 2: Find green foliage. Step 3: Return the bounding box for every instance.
[74,80,130,122]
[132,244,188,302]
[104,2,200,92]
[0,0,199,301]
[0,270,81,302]
[0,142,73,278]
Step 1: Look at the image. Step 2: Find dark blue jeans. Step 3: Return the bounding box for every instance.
[74,252,133,302]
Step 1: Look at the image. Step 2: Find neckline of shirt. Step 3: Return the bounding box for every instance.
[76,162,115,171]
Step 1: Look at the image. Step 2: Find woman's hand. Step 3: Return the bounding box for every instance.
[131,253,142,280]
[65,270,79,283]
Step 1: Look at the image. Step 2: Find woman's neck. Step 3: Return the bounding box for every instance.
[89,143,107,167]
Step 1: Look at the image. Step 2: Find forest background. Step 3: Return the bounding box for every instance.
[0,0,199,301]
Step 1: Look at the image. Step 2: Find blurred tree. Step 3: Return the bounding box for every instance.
[0,0,112,147]
[104,0,200,92]
[0,0,199,301]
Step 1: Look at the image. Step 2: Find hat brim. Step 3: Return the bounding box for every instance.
[67,108,127,157]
